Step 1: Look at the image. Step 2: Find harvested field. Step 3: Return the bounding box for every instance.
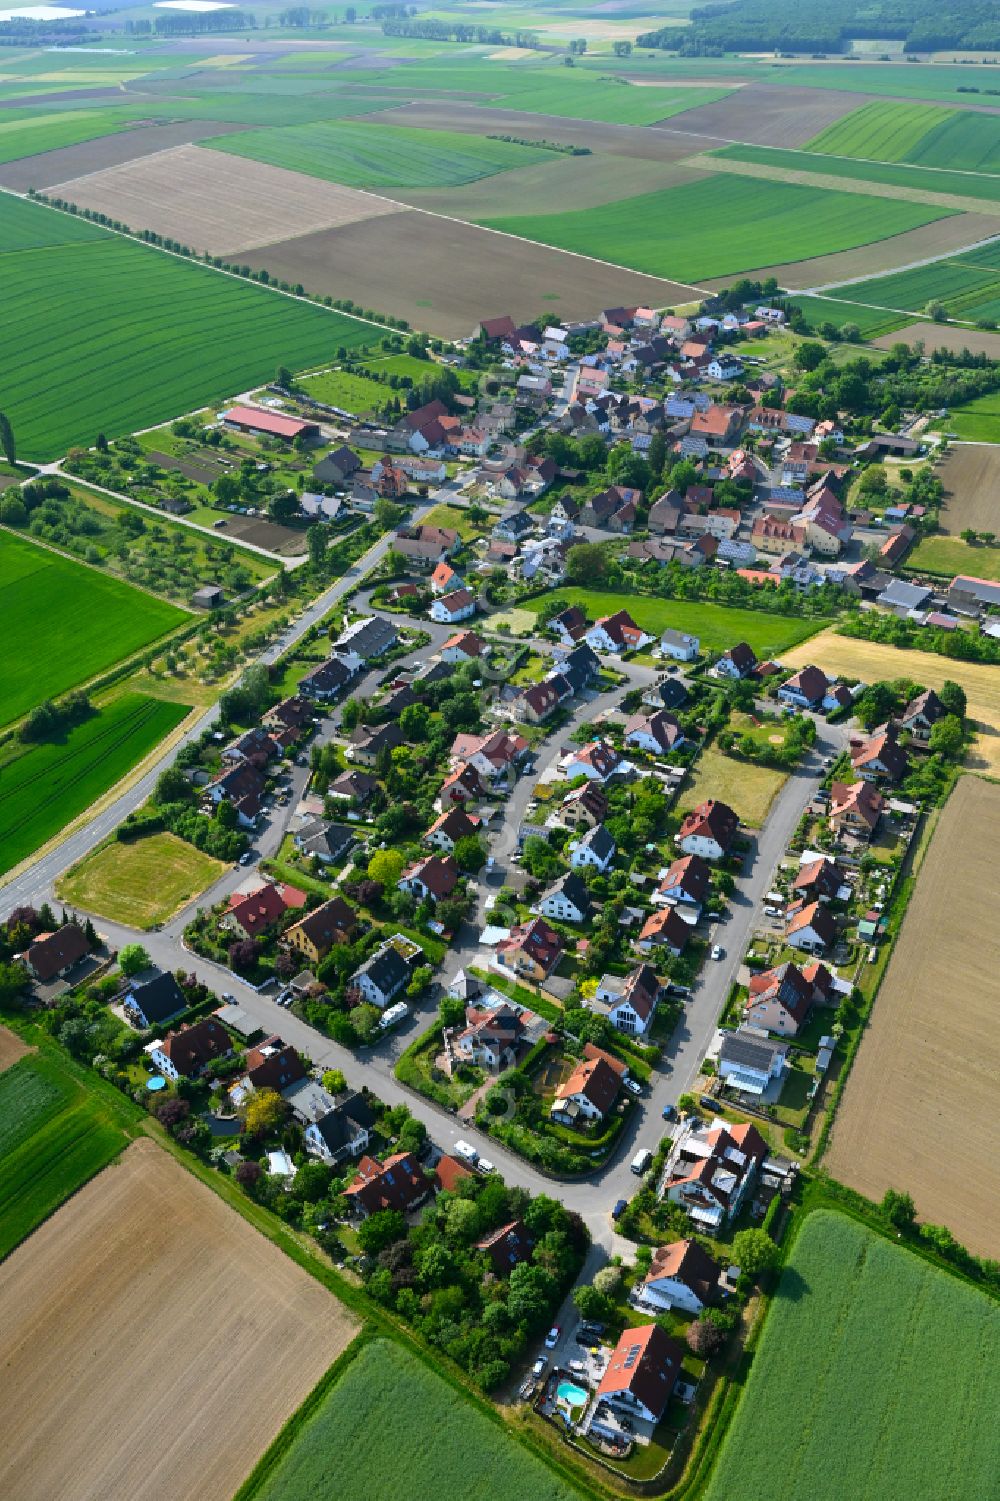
[397,152,708,218]
[0,119,246,192]
[653,83,871,147]
[49,143,400,256]
[826,777,1000,1256]
[783,626,1000,773]
[369,101,719,162]
[0,1024,30,1073]
[933,444,1000,533]
[873,320,1000,357]
[704,213,1000,292]
[237,210,701,339]
[0,1138,358,1501]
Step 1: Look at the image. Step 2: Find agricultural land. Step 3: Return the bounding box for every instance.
[0,1139,357,1501]
[247,1337,583,1501]
[703,1208,1000,1501]
[826,778,1000,1256]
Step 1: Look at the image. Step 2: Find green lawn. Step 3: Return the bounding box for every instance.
[0,693,190,876]
[247,1338,584,1501]
[0,195,377,460]
[682,744,788,829]
[0,528,187,727]
[703,1209,1000,1501]
[528,590,824,657]
[299,367,391,417]
[713,142,1000,204]
[478,176,952,285]
[0,1047,133,1260]
[938,392,1000,442]
[58,830,226,929]
[908,534,1000,579]
[209,120,555,189]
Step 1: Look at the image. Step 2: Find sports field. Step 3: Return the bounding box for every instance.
[0,1047,132,1260]
[209,120,554,189]
[1,529,186,726]
[527,589,824,657]
[479,176,952,283]
[0,1138,358,1501]
[0,195,376,459]
[827,777,1000,1256]
[703,1208,1000,1501]
[0,694,190,876]
[247,1337,583,1501]
[58,831,226,928]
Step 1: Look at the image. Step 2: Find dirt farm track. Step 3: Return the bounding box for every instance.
[0,1139,357,1501]
[826,776,1000,1257]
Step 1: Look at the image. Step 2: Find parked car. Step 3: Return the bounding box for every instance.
[532,1356,547,1378]
[544,1326,560,1349]
[624,1077,642,1097]
[454,1139,479,1165]
[612,1198,628,1221]
[700,1095,724,1114]
[575,1330,602,1349]
[711,944,724,960]
[477,1157,495,1175]
[764,905,783,918]
[661,1104,677,1122]
[666,983,691,999]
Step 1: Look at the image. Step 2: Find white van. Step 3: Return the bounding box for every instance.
[454,1140,479,1165]
[630,1148,653,1175]
[379,1001,409,1031]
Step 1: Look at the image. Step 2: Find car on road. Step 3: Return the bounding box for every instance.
[623,1077,642,1097]
[544,1326,560,1349]
[477,1157,495,1175]
[221,992,236,1003]
[532,1356,547,1378]
[612,1198,628,1220]
[711,944,725,960]
[454,1139,479,1165]
[239,852,253,865]
[575,1330,602,1349]
[662,1104,677,1122]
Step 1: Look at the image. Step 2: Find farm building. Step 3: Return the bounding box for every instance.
[221,405,319,442]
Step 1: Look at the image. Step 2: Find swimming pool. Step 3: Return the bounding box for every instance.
[556,1380,589,1407]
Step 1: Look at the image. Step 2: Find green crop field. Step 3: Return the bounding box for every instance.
[479,176,951,283]
[839,258,1000,315]
[209,120,555,188]
[703,1209,1000,1501]
[763,62,1000,108]
[0,693,190,875]
[806,100,955,162]
[939,390,1000,441]
[783,294,908,339]
[248,1338,583,1501]
[0,194,377,460]
[525,589,823,657]
[0,529,186,727]
[955,241,1000,271]
[713,142,1000,204]
[0,106,137,165]
[0,1047,133,1260]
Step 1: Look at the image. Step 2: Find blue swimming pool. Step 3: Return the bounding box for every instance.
[146,1075,167,1091]
[556,1380,588,1407]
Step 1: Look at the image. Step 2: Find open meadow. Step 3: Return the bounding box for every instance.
[0,1044,134,1260]
[826,777,1000,1256]
[0,1138,358,1501]
[0,528,186,727]
[782,627,1000,773]
[58,831,226,928]
[0,694,191,876]
[246,1337,583,1501]
[526,590,824,658]
[0,194,376,459]
[703,1208,1000,1501]
[937,397,1000,444]
[681,744,787,829]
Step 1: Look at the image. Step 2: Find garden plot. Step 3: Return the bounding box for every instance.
[48,143,401,256]
[0,1139,357,1501]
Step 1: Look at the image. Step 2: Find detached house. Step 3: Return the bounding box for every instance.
[560,784,608,830]
[585,609,652,656]
[563,739,624,784]
[661,1119,767,1230]
[24,923,90,984]
[850,725,909,784]
[345,1152,430,1218]
[305,1092,375,1166]
[476,1220,533,1275]
[592,963,663,1037]
[398,854,460,905]
[636,1240,722,1315]
[454,1001,526,1071]
[900,687,946,742]
[718,1026,788,1096]
[677,799,738,861]
[430,587,476,625]
[785,900,837,954]
[778,666,829,711]
[658,628,699,662]
[148,1019,232,1081]
[351,937,417,1009]
[495,916,563,982]
[745,960,833,1033]
[569,821,616,873]
[550,1054,623,1126]
[829,780,885,840]
[655,853,711,915]
[624,710,686,757]
[430,560,464,596]
[714,642,757,680]
[538,872,592,925]
[637,906,689,957]
[348,720,404,767]
[424,806,480,854]
[439,629,485,665]
[286,897,358,964]
[793,856,846,902]
[122,969,185,1030]
[592,1326,684,1430]
[515,677,566,725]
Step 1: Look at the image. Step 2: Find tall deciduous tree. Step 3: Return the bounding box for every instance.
[0,410,15,465]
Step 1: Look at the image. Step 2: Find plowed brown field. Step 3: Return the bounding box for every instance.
[651,83,871,147]
[934,444,1000,533]
[0,1023,30,1072]
[826,776,1000,1257]
[874,320,1000,357]
[0,1138,357,1501]
[49,143,400,255]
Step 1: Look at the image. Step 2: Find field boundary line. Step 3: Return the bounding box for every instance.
[713,135,1000,184]
[692,152,1000,218]
[801,230,1000,292]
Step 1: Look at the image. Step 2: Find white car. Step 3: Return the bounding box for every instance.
[532,1356,547,1378]
[624,1077,642,1097]
[544,1326,560,1349]
[477,1158,495,1175]
[711,944,725,960]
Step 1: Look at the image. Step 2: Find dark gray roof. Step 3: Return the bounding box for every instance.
[720,1029,786,1071]
[296,819,355,860]
[312,1091,376,1151]
[578,822,615,861]
[644,678,688,711]
[543,872,592,915]
[356,944,410,998]
[337,615,398,660]
[125,970,185,1024]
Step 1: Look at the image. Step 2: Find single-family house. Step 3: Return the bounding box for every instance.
[636,1240,722,1314]
[293,819,355,865]
[327,768,378,807]
[550,605,588,645]
[785,900,837,954]
[430,560,464,596]
[655,853,711,913]
[637,906,690,957]
[476,1220,533,1275]
[345,1152,430,1218]
[900,687,946,742]
[745,959,832,1032]
[718,1026,789,1094]
[793,856,846,901]
[205,762,266,828]
[398,854,460,905]
[227,881,288,940]
[624,710,686,757]
[304,1092,376,1166]
[351,939,414,1009]
[495,916,563,982]
[148,1019,232,1081]
[430,587,476,625]
[435,1153,474,1193]
[829,780,885,839]
[285,897,358,963]
[661,1120,767,1229]
[568,821,616,873]
[347,721,404,767]
[562,739,624,784]
[538,872,592,925]
[424,806,480,854]
[592,963,663,1037]
[643,675,689,713]
[550,1054,622,1126]
[677,799,738,861]
[514,677,567,725]
[659,628,699,662]
[593,1325,684,1428]
[850,725,909,784]
[714,642,757,680]
[122,969,185,1030]
[777,665,829,710]
[560,783,608,830]
[454,1001,526,1071]
[393,524,460,569]
[451,728,529,781]
[335,614,399,661]
[439,630,486,664]
[24,923,90,984]
[585,609,652,655]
